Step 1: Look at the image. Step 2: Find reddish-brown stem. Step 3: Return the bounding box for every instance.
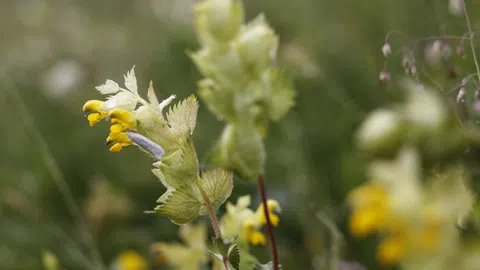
[197,183,232,270]
[257,174,279,270]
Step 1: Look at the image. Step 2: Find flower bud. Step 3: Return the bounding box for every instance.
[381,43,392,58]
[379,71,390,88]
[403,81,447,132]
[425,40,443,68]
[449,0,464,16]
[456,45,464,57]
[356,109,404,155]
[235,14,278,73]
[410,63,417,76]
[379,71,391,82]
[402,55,410,68]
[457,87,466,103]
[194,0,244,44]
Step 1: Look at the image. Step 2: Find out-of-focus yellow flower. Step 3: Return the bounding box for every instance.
[348,183,389,237]
[111,250,147,270]
[256,199,280,226]
[150,223,208,270]
[377,235,406,265]
[348,182,445,265]
[221,195,280,247]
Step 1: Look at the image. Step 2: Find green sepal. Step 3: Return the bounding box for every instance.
[212,237,230,257]
[196,78,236,121]
[264,69,296,121]
[208,123,265,181]
[227,244,240,270]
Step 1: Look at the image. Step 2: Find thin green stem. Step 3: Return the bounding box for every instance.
[463,0,480,82]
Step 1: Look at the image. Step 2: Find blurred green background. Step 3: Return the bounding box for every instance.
[1,0,477,269]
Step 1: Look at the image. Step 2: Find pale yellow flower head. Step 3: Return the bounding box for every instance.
[220,195,280,247]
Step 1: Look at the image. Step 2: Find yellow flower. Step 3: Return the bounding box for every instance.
[103,108,137,152]
[348,183,389,237]
[348,182,445,265]
[221,195,280,247]
[83,100,137,152]
[108,108,137,130]
[106,132,133,152]
[243,219,267,245]
[83,100,108,126]
[377,235,406,265]
[112,250,147,270]
[256,199,280,227]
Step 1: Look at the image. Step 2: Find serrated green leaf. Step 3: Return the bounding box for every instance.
[152,168,175,204]
[228,244,240,270]
[200,169,234,210]
[154,185,201,224]
[166,95,199,138]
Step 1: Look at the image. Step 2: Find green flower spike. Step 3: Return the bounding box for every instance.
[191,0,296,180]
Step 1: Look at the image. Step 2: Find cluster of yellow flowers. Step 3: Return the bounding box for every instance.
[221,195,280,246]
[83,101,136,152]
[349,183,441,264]
[347,148,473,266]
[82,68,176,155]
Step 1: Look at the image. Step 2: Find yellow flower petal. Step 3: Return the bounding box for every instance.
[349,206,381,237]
[115,250,147,270]
[108,108,136,129]
[87,113,103,127]
[348,183,387,208]
[377,236,405,265]
[269,213,280,227]
[110,143,125,152]
[83,100,104,112]
[110,124,124,135]
[83,100,108,126]
[418,229,438,251]
[249,231,266,245]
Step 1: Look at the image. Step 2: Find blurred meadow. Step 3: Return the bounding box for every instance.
[2,0,479,269]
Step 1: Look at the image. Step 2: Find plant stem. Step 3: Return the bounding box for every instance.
[463,0,480,82]
[257,174,279,270]
[197,183,232,270]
